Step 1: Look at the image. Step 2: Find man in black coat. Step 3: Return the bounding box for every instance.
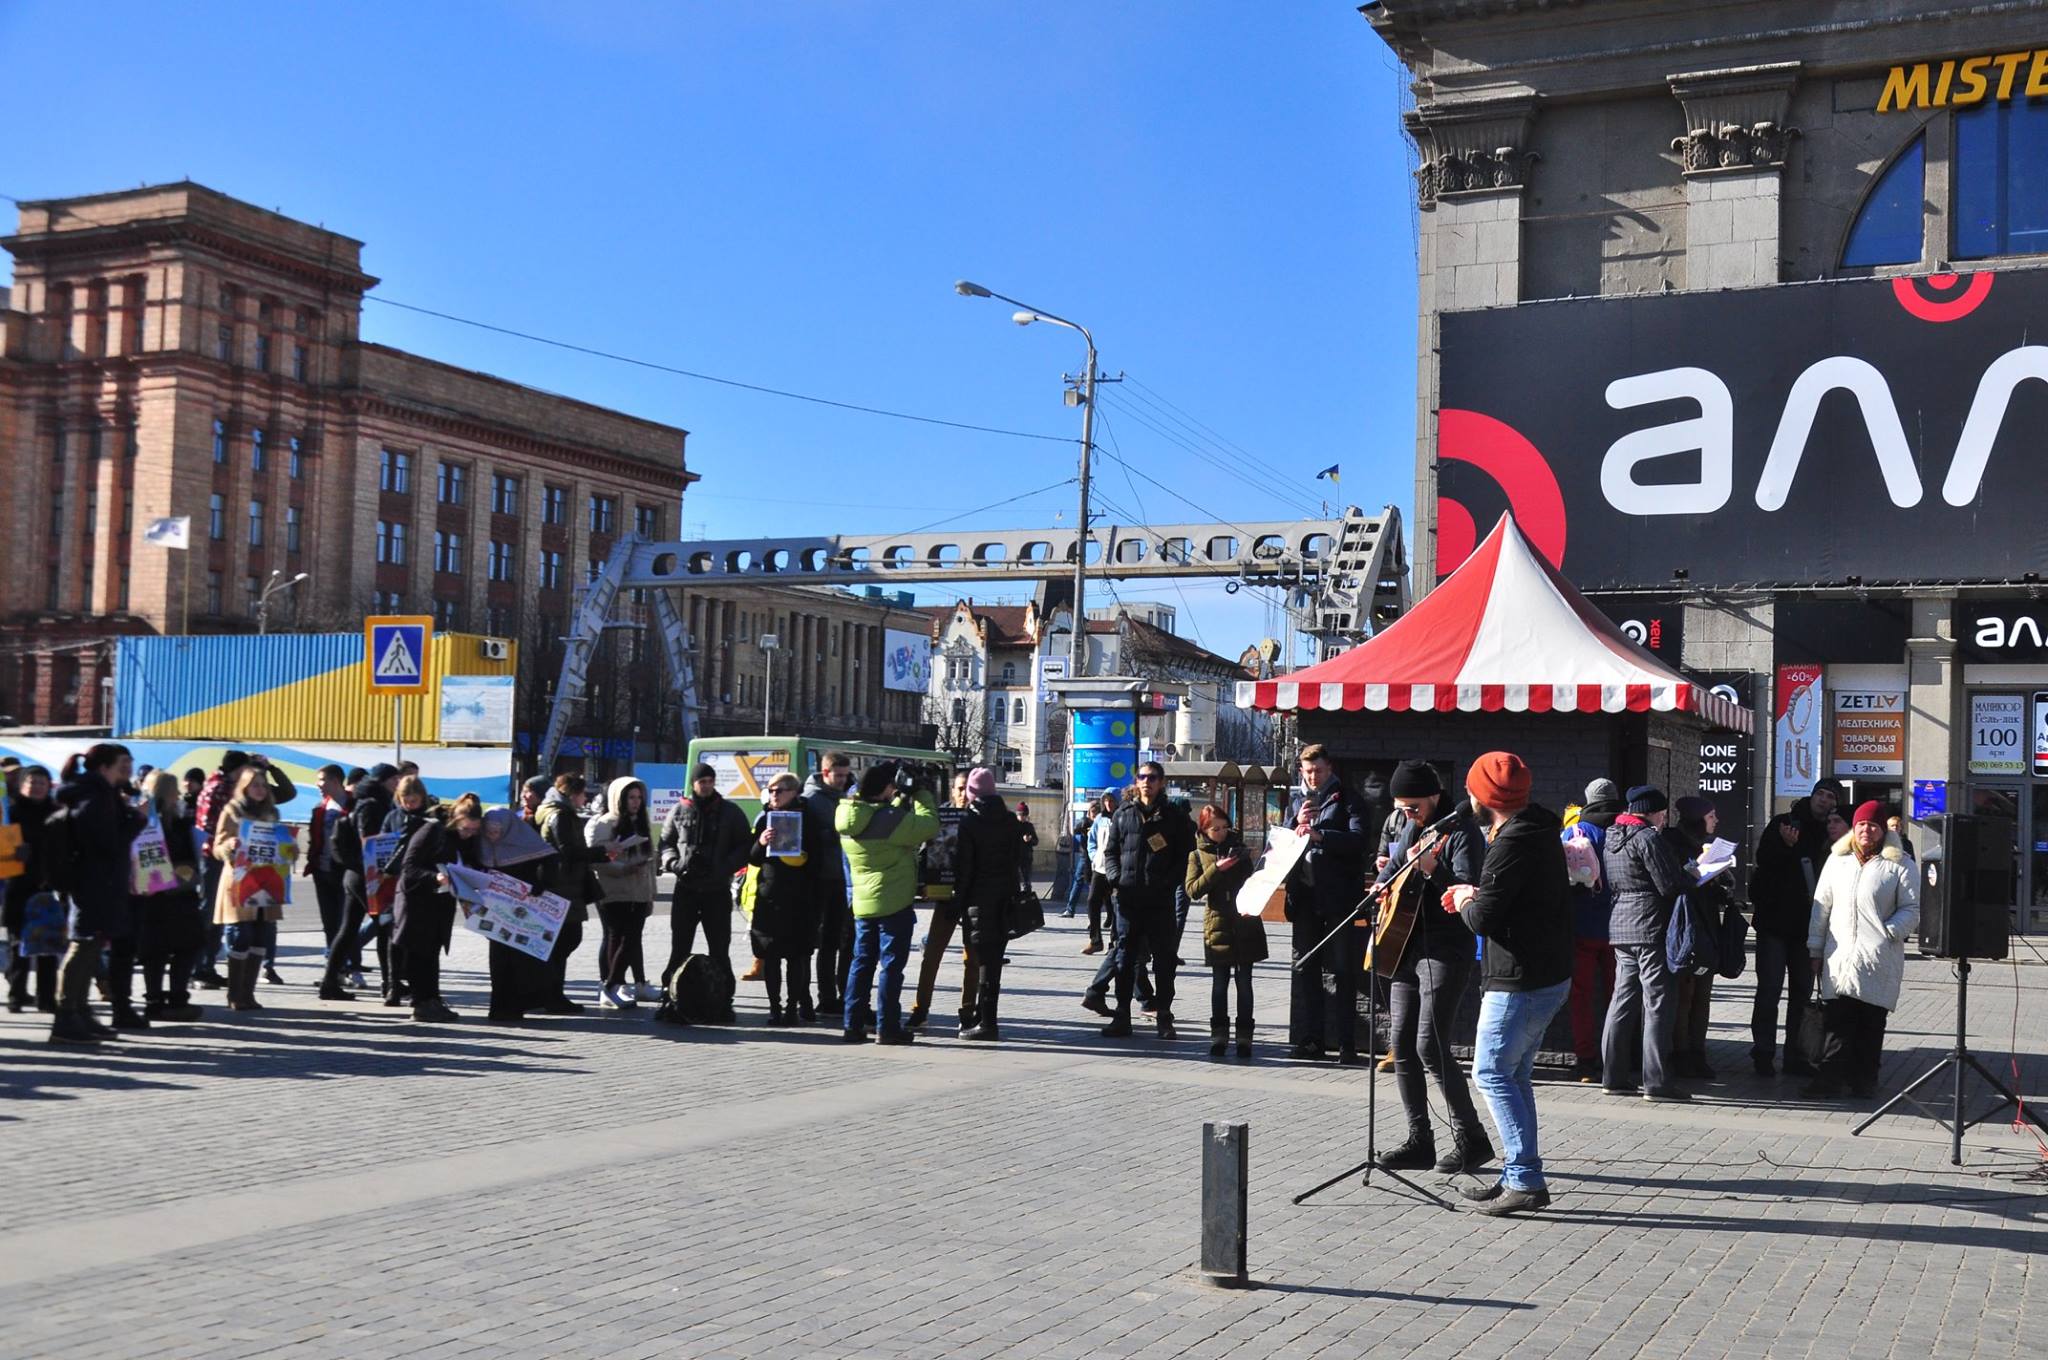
[48,743,147,1045]
[658,764,752,988]
[1372,759,1492,1173]
[1748,810,1817,1077]
[1600,785,1692,1101]
[952,767,1023,1042]
[1446,751,1573,1217]
[802,752,856,1018]
[1101,761,1196,1039]
[1283,744,1371,1061]
[318,764,395,1001]
[1788,777,1845,876]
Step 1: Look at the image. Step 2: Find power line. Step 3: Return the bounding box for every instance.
[1122,375,1316,490]
[360,295,1075,444]
[1093,407,1210,649]
[847,477,1077,546]
[1097,388,1326,518]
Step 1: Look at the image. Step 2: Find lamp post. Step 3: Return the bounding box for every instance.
[760,631,780,735]
[256,570,308,635]
[955,280,1097,679]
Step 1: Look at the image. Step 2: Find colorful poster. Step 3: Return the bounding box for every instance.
[921,807,964,892]
[881,628,932,693]
[130,819,180,895]
[232,820,290,912]
[1969,695,2024,775]
[702,749,791,802]
[18,892,65,957]
[363,831,403,913]
[460,883,571,961]
[1830,685,1907,778]
[439,675,516,744]
[1773,665,1825,800]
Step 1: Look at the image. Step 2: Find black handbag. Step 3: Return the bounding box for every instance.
[1005,889,1045,940]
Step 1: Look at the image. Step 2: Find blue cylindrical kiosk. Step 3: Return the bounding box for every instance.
[1070,708,1139,800]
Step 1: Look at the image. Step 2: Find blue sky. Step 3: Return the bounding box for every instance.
[4,1,1418,657]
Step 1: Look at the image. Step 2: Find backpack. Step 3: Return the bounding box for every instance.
[1665,892,1720,976]
[1563,827,1602,890]
[655,953,735,1025]
[1715,900,1748,980]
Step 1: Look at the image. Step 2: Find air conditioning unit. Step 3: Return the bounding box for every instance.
[479,638,510,660]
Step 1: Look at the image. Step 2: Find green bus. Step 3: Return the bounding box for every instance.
[666,734,950,822]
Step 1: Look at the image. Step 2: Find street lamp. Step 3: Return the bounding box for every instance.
[955,279,1098,678]
[759,632,780,735]
[257,569,308,635]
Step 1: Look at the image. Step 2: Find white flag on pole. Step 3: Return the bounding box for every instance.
[143,516,191,550]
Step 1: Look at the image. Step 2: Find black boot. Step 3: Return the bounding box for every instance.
[1435,1124,1496,1174]
[1375,1130,1436,1171]
[49,1008,102,1045]
[193,962,226,991]
[1210,1017,1229,1058]
[1235,1017,1254,1060]
[1155,1009,1178,1040]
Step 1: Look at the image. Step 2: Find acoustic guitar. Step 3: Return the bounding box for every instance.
[1362,822,1453,980]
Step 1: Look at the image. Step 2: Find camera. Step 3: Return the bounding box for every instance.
[893,762,923,797]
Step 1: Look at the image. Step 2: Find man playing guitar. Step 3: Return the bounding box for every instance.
[1371,760,1492,1174]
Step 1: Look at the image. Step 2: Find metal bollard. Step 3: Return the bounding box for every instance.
[1200,1121,1251,1287]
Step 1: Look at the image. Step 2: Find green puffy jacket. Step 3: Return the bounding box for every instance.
[836,790,939,919]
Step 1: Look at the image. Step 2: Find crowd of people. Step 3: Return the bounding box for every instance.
[4,739,1923,1213]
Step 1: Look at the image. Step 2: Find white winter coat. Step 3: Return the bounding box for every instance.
[1088,813,1115,877]
[1807,832,1919,1011]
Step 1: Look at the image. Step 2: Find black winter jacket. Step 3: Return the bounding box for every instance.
[1104,796,1197,904]
[391,811,459,955]
[1602,816,1690,947]
[1375,805,1486,963]
[1748,813,1813,940]
[953,795,1023,942]
[747,809,820,960]
[1457,804,1572,991]
[56,770,147,938]
[660,792,751,893]
[1283,782,1369,922]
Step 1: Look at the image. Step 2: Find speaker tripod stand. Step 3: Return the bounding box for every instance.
[1851,959,2045,1165]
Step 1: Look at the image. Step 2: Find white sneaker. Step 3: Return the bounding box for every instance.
[599,985,625,1010]
[614,984,640,1009]
[636,982,663,1002]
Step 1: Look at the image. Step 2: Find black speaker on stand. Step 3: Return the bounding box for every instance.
[1852,813,2043,1163]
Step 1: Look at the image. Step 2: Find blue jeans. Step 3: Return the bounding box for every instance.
[225,918,278,960]
[845,907,916,1035]
[1063,862,1090,912]
[1472,980,1570,1192]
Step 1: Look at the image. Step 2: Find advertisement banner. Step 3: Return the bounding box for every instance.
[1589,596,1685,659]
[1691,671,1756,895]
[635,762,692,827]
[1830,686,1907,778]
[881,628,932,694]
[1774,665,1825,800]
[1969,694,2026,774]
[1437,267,2048,589]
[439,675,515,744]
[2034,692,2048,779]
[702,749,791,802]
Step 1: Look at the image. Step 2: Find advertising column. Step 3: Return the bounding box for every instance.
[1070,708,1138,806]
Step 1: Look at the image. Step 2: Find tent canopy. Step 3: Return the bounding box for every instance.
[1236,513,1752,733]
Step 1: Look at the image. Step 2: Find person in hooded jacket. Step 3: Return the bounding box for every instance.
[1748,809,1816,1078]
[472,808,557,1023]
[211,759,297,1014]
[747,772,825,1024]
[951,767,1022,1042]
[1806,800,1919,1098]
[47,745,148,1044]
[535,774,598,1014]
[1670,796,1732,1079]
[1600,785,1692,1101]
[1370,759,1493,1174]
[801,752,856,1018]
[136,768,206,1022]
[392,787,483,1022]
[837,762,940,1044]
[658,763,751,994]
[5,764,58,1014]
[1186,803,1264,1060]
[588,776,658,1010]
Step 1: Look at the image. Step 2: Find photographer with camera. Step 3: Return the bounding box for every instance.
[836,761,940,1044]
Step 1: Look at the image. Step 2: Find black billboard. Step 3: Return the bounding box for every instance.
[1437,267,2048,590]
[1691,670,1756,899]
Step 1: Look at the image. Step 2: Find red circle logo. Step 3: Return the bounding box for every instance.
[1892,272,1993,323]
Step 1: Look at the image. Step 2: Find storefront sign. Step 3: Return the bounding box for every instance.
[1774,665,1825,799]
[1436,267,2048,590]
[1693,670,1755,894]
[1880,50,2048,112]
[1831,687,1906,778]
[1590,596,1684,658]
[2034,692,2048,779]
[1960,601,2048,662]
[1910,780,1948,820]
[1970,694,2026,774]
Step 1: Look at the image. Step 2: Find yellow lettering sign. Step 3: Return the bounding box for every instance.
[1879,62,1932,112]
[1882,49,2048,110]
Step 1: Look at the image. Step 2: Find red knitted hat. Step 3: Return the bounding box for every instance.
[1466,751,1532,814]
[1851,799,1885,827]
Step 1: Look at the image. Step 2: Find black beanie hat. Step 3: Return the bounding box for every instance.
[1389,760,1442,798]
[858,762,898,801]
[1626,784,1669,815]
[1675,795,1715,824]
[691,763,716,783]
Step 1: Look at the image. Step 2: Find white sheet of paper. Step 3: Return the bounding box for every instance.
[1696,836,1739,883]
[1236,826,1308,917]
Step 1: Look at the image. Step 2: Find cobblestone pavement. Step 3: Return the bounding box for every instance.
[4,904,2046,1360]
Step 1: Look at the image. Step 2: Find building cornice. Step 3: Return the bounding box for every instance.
[3,219,378,294]
[344,392,693,489]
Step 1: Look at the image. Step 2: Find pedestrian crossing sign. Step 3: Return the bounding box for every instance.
[364,615,433,695]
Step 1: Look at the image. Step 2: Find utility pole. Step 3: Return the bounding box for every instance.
[1071,348,1097,679]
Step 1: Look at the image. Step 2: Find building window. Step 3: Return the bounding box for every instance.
[291,344,308,382]
[212,419,227,464]
[1842,134,1926,268]
[635,504,661,538]
[206,571,223,616]
[491,472,521,516]
[588,494,617,534]
[251,427,266,473]
[586,557,605,584]
[951,698,968,723]
[539,549,563,589]
[374,589,403,613]
[216,324,233,362]
[1956,98,2048,259]
[209,493,225,541]
[377,520,407,565]
[127,425,140,461]
[247,499,264,547]
[297,309,313,334]
[286,505,302,554]
[542,484,567,525]
[1012,697,1026,724]
[117,567,131,612]
[380,448,412,494]
[1001,747,1023,776]
[435,597,460,629]
[435,530,464,576]
[437,462,467,505]
[486,604,514,635]
[488,539,515,582]
[288,436,303,480]
[244,575,261,617]
[254,333,271,373]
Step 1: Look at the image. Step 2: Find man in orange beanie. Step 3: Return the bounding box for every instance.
[1442,751,1573,1216]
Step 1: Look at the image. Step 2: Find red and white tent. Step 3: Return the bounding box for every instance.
[1237,513,1751,732]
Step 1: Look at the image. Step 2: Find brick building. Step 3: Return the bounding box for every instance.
[0,182,690,726]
